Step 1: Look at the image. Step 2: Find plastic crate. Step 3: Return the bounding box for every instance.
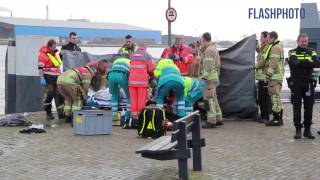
[73,110,112,135]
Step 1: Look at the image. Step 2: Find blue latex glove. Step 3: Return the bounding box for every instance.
[40,78,46,87]
[174,54,181,61]
[200,80,206,87]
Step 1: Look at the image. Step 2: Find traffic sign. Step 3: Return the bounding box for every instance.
[166,7,177,22]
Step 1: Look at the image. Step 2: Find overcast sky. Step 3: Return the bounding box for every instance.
[0,0,318,41]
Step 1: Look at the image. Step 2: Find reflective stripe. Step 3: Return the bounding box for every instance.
[113,64,129,71]
[160,73,180,79]
[112,103,118,105]
[178,106,185,110]
[157,104,164,108]
[47,53,62,67]
[270,54,281,58]
[129,81,149,85]
[185,107,193,110]
[43,71,60,76]
[178,101,185,105]
[130,65,147,68]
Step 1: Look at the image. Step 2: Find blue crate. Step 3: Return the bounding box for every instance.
[73,110,112,135]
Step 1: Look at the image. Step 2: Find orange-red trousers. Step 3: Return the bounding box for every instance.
[129,87,148,118]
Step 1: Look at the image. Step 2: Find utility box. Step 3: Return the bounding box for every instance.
[73,110,112,135]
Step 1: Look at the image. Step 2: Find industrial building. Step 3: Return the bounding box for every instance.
[0,17,162,44]
[300,3,320,54]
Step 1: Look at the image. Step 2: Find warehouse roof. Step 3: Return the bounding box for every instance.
[0,16,156,31]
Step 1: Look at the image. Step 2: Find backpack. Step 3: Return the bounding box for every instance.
[137,105,166,139]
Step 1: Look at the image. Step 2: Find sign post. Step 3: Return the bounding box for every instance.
[166,0,177,46]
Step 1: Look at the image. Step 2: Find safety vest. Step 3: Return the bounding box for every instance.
[119,45,137,55]
[47,53,62,67]
[154,59,180,77]
[128,48,154,87]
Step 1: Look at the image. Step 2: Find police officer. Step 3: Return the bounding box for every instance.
[265,31,285,126]
[288,33,320,139]
[255,31,272,123]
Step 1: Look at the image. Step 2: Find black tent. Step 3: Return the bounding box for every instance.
[217,34,258,119]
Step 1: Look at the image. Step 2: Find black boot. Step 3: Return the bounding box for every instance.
[202,122,217,129]
[279,110,283,126]
[294,127,301,139]
[265,112,281,126]
[304,126,315,139]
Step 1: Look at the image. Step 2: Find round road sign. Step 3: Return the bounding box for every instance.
[166,7,177,22]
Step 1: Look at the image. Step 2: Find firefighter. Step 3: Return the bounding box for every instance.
[288,33,320,139]
[107,57,131,123]
[128,44,154,126]
[256,31,272,123]
[199,32,223,128]
[264,31,285,126]
[37,39,64,120]
[57,60,109,122]
[154,59,186,117]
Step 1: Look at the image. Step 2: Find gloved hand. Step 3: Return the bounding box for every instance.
[40,78,46,87]
[200,80,206,87]
[173,54,181,61]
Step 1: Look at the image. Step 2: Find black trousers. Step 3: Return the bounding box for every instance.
[257,81,271,120]
[43,74,64,115]
[291,79,315,128]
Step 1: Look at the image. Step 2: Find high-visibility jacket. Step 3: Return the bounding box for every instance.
[154,59,178,77]
[118,44,137,56]
[161,44,193,75]
[109,58,131,75]
[255,44,269,80]
[182,76,203,99]
[264,40,285,81]
[156,60,184,90]
[38,46,62,76]
[288,47,320,79]
[128,47,154,87]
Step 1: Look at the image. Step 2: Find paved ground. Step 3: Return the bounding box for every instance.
[1,103,320,180]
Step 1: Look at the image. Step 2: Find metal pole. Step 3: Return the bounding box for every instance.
[168,0,171,47]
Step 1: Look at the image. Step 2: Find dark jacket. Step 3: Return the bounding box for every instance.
[61,42,81,52]
[288,47,320,79]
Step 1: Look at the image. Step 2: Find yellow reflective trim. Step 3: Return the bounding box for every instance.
[139,110,147,134]
[151,110,155,131]
[270,54,281,58]
[312,51,317,56]
[203,57,213,61]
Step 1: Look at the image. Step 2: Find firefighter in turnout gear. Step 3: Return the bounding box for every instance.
[265,31,285,126]
[256,31,272,123]
[288,33,320,139]
[57,60,109,122]
[199,32,223,128]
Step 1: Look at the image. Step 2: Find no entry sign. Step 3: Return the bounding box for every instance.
[166,7,177,22]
